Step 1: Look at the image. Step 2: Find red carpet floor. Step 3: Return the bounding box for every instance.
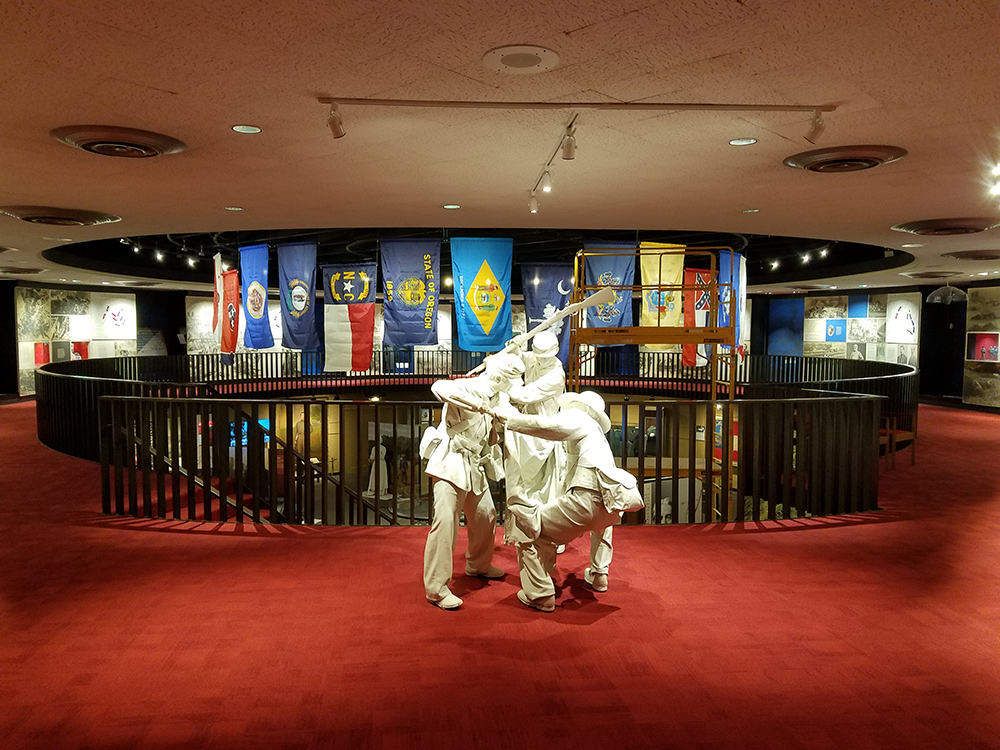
[2,401,999,749]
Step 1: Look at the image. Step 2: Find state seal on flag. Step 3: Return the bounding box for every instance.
[247,281,267,319]
[398,277,426,307]
[287,280,309,318]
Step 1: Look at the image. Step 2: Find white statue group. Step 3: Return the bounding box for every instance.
[420,329,643,612]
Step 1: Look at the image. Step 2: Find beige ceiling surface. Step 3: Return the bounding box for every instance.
[2,0,1000,292]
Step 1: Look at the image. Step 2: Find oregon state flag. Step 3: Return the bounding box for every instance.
[239,243,274,350]
[451,237,512,351]
[381,239,440,347]
[322,262,376,372]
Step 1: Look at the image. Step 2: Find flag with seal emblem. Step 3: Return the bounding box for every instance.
[221,268,240,355]
[239,243,274,350]
[718,249,747,350]
[451,237,512,351]
[277,241,320,350]
[583,244,635,330]
[322,262,376,372]
[639,242,685,351]
[380,239,440,347]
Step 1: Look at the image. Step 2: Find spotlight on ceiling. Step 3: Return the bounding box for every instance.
[539,171,553,193]
[187,257,196,267]
[926,284,968,304]
[770,260,780,270]
[801,253,811,263]
[804,109,825,145]
[327,104,346,139]
[819,247,828,257]
[155,251,164,262]
[529,194,539,214]
[561,127,576,160]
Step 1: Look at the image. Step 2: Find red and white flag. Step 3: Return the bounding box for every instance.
[682,268,712,367]
[212,252,225,346]
[322,263,376,372]
[221,269,240,354]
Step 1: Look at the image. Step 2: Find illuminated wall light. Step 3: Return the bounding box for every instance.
[443,276,453,287]
[533,276,540,286]
[222,262,230,271]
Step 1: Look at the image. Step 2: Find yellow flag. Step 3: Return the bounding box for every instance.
[639,242,685,351]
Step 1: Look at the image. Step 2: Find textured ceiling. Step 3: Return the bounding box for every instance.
[2,0,1000,293]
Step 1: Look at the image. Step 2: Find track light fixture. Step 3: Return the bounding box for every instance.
[539,171,553,193]
[561,127,576,160]
[804,109,825,144]
[529,194,539,214]
[327,103,346,139]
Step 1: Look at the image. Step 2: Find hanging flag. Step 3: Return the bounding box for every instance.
[583,247,635,329]
[381,239,440,347]
[277,241,320,351]
[639,241,685,351]
[682,268,713,367]
[221,268,240,355]
[239,243,274,350]
[212,252,225,347]
[719,249,747,350]
[322,262,376,372]
[451,237,512,351]
[521,263,574,367]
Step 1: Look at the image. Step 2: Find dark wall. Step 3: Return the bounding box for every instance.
[136,289,188,355]
[919,292,965,398]
[0,281,16,395]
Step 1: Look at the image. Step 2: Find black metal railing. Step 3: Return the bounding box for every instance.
[98,394,881,526]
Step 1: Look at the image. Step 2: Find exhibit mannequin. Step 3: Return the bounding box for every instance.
[421,353,525,610]
[505,331,615,593]
[492,390,642,612]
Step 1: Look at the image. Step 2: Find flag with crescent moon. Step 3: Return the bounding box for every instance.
[381,239,440,347]
[239,243,275,350]
[639,242,685,351]
[521,263,574,367]
[322,262,376,372]
[451,237,512,351]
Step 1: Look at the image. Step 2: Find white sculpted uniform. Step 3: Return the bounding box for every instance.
[500,391,642,612]
[505,332,615,591]
[421,355,523,610]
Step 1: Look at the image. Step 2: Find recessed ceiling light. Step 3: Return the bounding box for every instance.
[901,243,925,248]
[729,138,757,146]
[742,208,759,214]
[443,204,461,210]
[72,279,81,283]
[42,236,74,242]
[830,285,837,289]
[224,206,244,211]
[102,281,110,285]
[978,272,990,276]
[232,125,262,134]
[860,284,867,288]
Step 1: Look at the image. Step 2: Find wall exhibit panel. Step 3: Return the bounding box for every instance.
[963,287,1000,406]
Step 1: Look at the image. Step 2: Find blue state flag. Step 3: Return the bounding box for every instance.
[451,237,512,351]
[718,250,747,347]
[583,242,636,329]
[381,239,440,347]
[277,241,320,351]
[521,263,574,367]
[240,243,275,350]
